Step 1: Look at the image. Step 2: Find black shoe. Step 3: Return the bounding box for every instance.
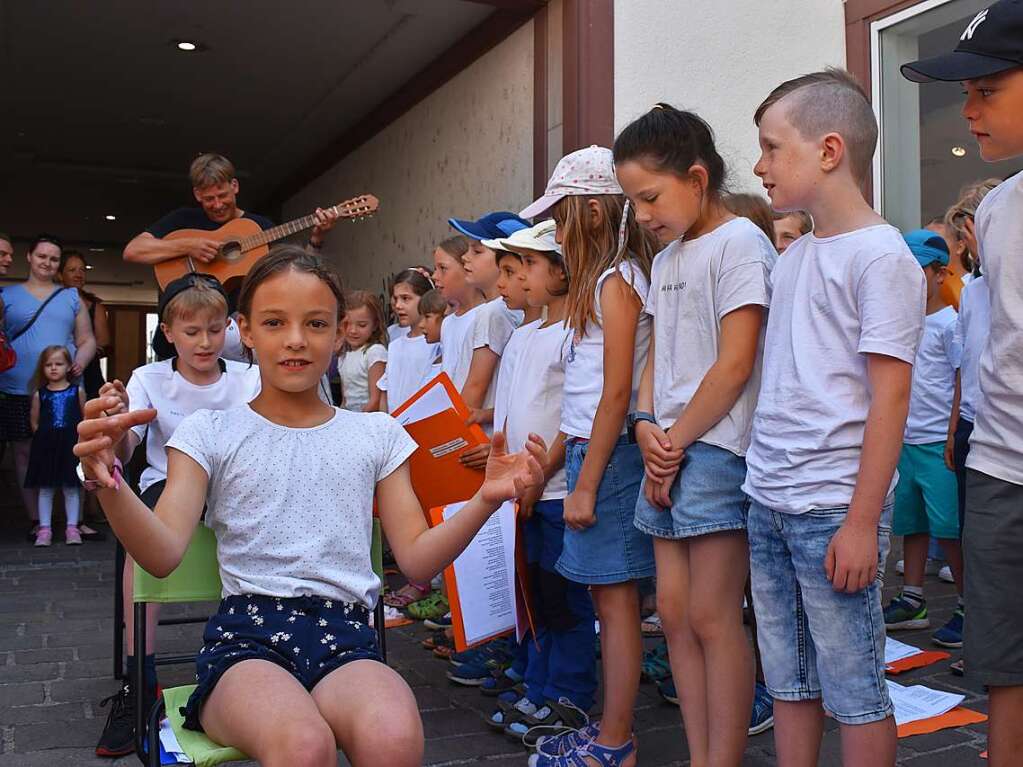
[95,682,135,757]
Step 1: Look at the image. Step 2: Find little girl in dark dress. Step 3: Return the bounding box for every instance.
[25,345,86,546]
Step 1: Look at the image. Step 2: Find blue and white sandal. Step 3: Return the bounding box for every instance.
[528,737,635,767]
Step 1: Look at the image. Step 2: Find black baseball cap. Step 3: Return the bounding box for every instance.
[902,0,1023,83]
[158,272,228,320]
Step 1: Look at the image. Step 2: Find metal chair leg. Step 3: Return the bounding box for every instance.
[375,599,387,664]
[146,697,166,767]
[113,542,125,679]
[134,601,148,766]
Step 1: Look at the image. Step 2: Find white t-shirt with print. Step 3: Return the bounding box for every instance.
[167,406,418,607]
[561,260,652,440]
[954,276,990,424]
[338,343,387,412]
[440,304,483,390]
[646,218,775,456]
[966,171,1023,485]
[905,305,960,445]
[743,225,926,514]
[506,321,573,500]
[378,333,440,414]
[493,318,541,434]
[126,359,262,494]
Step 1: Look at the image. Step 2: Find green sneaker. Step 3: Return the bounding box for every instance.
[883,595,929,630]
[407,591,450,621]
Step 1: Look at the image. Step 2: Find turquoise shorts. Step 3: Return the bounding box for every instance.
[893,442,959,539]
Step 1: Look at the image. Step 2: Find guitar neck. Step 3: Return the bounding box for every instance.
[239,210,327,251]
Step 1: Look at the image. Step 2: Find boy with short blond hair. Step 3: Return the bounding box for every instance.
[902,4,1023,763]
[745,68,926,766]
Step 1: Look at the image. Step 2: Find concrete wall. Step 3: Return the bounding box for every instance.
[614,0,846,193]
[283,21,535,295]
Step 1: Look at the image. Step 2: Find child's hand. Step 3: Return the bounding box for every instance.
[466,408,493,427]
[636,421,684,480]
[479,432,546,506]
[645,469,677,510]
[98,380,129,414]
[563,488,597,531]
[459,443,491,470]
[944,434,956,472]
[518,483,543,520]
[75,395,156,489]
[825,519,879,593]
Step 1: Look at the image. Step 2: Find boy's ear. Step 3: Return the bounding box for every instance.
[819,132,846,174]
[159,322,171,341]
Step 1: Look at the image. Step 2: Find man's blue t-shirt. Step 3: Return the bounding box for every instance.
[145,207,274,238]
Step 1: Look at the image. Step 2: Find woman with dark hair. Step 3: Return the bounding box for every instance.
[58,250,110,399]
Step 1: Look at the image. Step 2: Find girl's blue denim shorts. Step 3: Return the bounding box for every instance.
[181,594,381,731]
[634,441,749,539]
[556,436,655,585]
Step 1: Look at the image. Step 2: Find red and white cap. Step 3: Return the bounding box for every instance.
[519,145,623,220]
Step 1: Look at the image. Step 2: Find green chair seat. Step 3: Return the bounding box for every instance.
[158,685,247,767]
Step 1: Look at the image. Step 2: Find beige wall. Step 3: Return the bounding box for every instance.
[283,21,535,296]
[614,0,846,194]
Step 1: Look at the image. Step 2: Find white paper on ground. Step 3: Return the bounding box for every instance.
[394,380,455,426]
[443,500,517,646]
[159,718,193,763]
[884,637,924,665]
[886,681,965,726]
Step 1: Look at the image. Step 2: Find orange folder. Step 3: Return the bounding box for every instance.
[897,707,987,738]
[392,373,489,517]
[885,650,950,675]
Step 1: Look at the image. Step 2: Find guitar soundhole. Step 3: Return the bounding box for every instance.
[220,240,242,263]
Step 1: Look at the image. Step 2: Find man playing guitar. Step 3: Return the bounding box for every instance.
[123,152,340,266]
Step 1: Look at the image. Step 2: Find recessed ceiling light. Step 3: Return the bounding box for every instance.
[951,145,967,158]
[176,40,198,51]
[89,247,104,252]
[105,214,117,221]
[85,264,94,270]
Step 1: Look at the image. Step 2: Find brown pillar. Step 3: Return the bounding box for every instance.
[562,0,614,152]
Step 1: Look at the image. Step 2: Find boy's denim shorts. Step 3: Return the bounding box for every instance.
[634,441,749,539]
[748,498,894,725]
[556,436,655,585]
[181,594,381,731]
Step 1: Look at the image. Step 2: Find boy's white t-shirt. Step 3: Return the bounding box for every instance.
[743,225,926,514]
[221,317,249,363]
[337,343,387,412]
[645,218,775,456]
[126,359,262,494]
[506,321,574,500]
[904,305,960,444]
[168,406,418,607]
[966,171,1023,485]
[953,275,990,423]
[492,318,542,434]
[562,260,652,440]
[440,304,483,390]
[377,333,440,414]
[387,323,408,343]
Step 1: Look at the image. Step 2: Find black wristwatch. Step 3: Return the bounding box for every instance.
[627,411,657,442]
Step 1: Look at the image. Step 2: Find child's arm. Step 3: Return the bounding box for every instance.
[519,432,567,518]
[633,335,684,508]
[564,274,640,530]
[826,353,912,593]
[377,432,545,583]
[75,395,206,577]
[664,305,764,449]
[364,361,385,412]
[945,371,962,472]
[379,391,388,414]
[460,347,499,410]
[29,392,40,433]
[98,380,143,463]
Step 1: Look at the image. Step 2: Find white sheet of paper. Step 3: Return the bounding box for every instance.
[394,379,455,426]
[884,637,924,665]
[443,500,517,646]
[159,717,193,763]
[886,681,965,726]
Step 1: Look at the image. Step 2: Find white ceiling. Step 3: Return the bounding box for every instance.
[0,0,497,255]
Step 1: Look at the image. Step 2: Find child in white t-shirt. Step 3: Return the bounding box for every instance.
[432,234,484,389]
[414,289,446,384]
[93,273,261,757]
[615,104,776,764]
[77,246,545,766]
[744,70,925,764]
[376,270,438,414]
[883,230,964,648]
[337,290,387,412]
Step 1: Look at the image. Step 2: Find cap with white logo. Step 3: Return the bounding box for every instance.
[901,0,1023,82]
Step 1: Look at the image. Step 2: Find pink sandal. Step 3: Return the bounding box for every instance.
[383,582,429,609]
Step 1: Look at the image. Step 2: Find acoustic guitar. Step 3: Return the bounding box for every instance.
[153,194,379,289]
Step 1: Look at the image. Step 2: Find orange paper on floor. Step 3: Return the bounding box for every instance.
[392,373,488,517]
[886,649,951,674]
[897,707,987,738]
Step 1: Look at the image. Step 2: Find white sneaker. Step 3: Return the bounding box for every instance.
[938,565,955,584]
[894,558,941,575]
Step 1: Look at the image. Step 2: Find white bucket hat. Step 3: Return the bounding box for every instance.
[495,220,560,256]
[519,146,623,220]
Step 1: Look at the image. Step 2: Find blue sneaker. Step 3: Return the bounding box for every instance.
[657,677,678,705]
[884,594,930,630]
[480,667,524,696]
[749,682,774,735]
[449,639,513,668]
[932,608,964,649]
[446,660,495,686]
